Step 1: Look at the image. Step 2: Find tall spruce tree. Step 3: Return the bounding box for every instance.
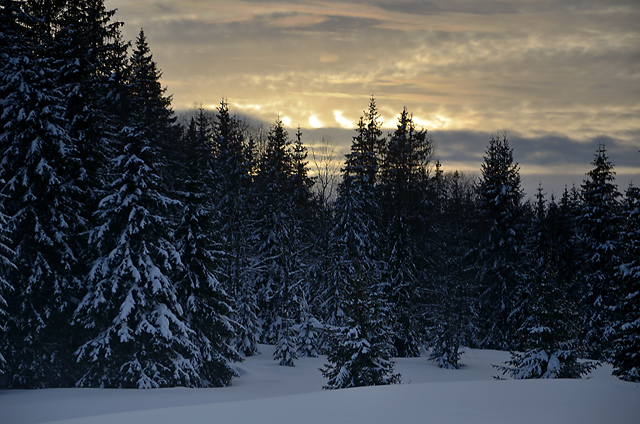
[73,30,213,388]
[254,117,314,365]
[323,98,398,387]
[211,101,261,358]
[172,105,240,387]
[378,107,432,357]
[0,0,21,378]
[0,0,90,388]
[330,98,385,299]
[289,126,320,358]
[578,143,622,360]
[474,134,526,350]
[612,184,640,381]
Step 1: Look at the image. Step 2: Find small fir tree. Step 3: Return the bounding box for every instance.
[321,267,400,389]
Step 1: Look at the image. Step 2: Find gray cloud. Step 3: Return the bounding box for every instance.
[109,0,640,193]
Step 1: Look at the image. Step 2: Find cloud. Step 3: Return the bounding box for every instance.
[108,0,640,190]
[267,13,328,28]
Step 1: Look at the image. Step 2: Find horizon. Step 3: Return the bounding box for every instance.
[175,106,639,200]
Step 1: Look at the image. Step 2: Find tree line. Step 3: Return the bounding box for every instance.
[1,0,638,389]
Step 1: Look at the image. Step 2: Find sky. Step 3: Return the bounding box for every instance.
[106,0,640,197]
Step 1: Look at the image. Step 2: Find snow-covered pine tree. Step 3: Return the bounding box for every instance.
[0,0,20,379]
[378,107,432,357]
[54,0,129,163]
[328,98,384,318]
[321,265,400,389]
[254,117,291,344]
[578,143,622,360]
[296,299,323,358]
[254,117,315,365]
[74,29,200,388]
[497,187,597,379]
[612,184,640,381]
[172,106,240,387]
[322,98,399,388]
[212,100,261,357]
[0,0,89,388]
[474,134,527,350]
[289,126,322,358]
[427,170,478,369]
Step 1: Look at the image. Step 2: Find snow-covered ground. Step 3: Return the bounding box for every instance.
[2,345,638,424]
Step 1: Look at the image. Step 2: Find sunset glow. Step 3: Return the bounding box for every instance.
[107,0,640,195]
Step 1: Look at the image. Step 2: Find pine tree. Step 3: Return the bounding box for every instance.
[498,187,597,379]
[73,30,201,388]
[172,106,240,386]
[211,100,260,357]
[254,118,315,365]
[578,143,622,360]
[321,266,400,389]
[323,98,399,388]
[474,134,526,350]
[612,184,640,381]
[296,300,323,358]
[378,107,432,357]
[0,0,88,388]
[331,98,385,296]
[428,171,477,369]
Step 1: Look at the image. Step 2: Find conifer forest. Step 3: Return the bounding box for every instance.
[1,0,638,389]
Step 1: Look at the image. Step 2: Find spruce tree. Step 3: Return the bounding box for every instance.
[331,98,385,295]
[498,188,597,379]
[578,143,622,360]
[321,266,400,389]
[378,107,432,357]
[173,106,240,386]
[323,98,399,387]
[254,118,315,365]
[428,171,477,369]
[612,184,640,381]
[0,0,20,378]
[474,134,526,350]
[0,0,87,388]
[74,30,202,388]
[212,100,261,357]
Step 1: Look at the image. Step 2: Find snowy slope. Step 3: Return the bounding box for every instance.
[2,345,638,424]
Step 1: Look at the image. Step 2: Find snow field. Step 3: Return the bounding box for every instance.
[2,345,638,424]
